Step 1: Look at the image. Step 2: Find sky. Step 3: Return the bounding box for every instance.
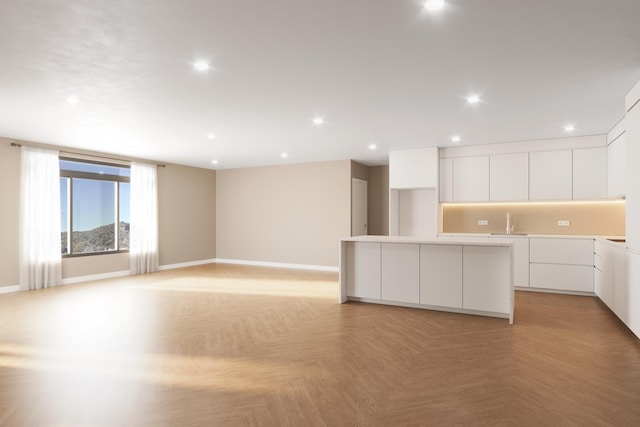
[60,161,130,232]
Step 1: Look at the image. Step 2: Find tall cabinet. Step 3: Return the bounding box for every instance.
[623,79,640,339]
[389,148,439,237]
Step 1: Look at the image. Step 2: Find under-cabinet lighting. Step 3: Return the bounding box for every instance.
[442,200,625,207]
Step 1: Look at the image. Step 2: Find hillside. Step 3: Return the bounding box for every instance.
[62,222,129,254]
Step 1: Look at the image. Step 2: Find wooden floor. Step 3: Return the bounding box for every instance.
[0,264,639,426]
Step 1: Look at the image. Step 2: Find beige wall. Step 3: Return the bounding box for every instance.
[158,164,216,266]
[216,160,351,267]
[0,139,21,287]
[351,160,370,181]
[0,137,216,287]
[443,201,625,236]
[369,166,389,236]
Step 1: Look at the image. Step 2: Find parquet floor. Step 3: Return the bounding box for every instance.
[0,263,639,426]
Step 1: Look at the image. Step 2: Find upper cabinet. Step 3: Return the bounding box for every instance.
[452,156,489,202]
[389,148,438,189]
[529,150,572,201]
[439,158,453,202]
[489,153,529,202]
[608,133,626,198]
[573,147,607,199]
[438,136,610,203]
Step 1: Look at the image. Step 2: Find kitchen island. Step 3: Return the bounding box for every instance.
[339,236,514,323]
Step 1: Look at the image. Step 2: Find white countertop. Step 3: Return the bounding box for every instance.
[438,232,626,240]
[342,235,513,247]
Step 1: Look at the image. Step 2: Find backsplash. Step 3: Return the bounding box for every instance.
[442,201,625,236]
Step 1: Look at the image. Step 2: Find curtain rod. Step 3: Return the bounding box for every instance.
[10,142,166,167]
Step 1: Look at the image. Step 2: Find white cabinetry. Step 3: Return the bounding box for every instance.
[439,158,453,202]
[594,240,613,307]
[489,153,529,201]
[452,156,489,202]
[573,147,607,199]
[611,245,627,324]
[607,134,626,198]
[346,242,381,299]
[420,244,462,308]
[625,103,640,252]
[490,236,529,287]
[529,150,573,200]
[381,243,420,303]
[529,238,594,292]
[389,148,438,189]
[462,245,511,314]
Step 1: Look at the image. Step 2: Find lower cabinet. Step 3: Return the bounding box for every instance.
[489,236,529,287]
[530,264,594,292]
[346,242,381,299]
[463,245,511,314]
[381,243,420,303]
[612,245,627,323]
[529,237,594,292]
[420,244,462,308]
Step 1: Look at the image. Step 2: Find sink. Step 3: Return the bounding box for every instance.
[490,233,528,236]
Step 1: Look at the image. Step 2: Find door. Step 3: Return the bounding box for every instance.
[351,178,368,236]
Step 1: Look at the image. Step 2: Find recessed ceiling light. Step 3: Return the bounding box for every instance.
[211,160,219,165]
[313,117,325,126]
[564,124,576,132]
[451,135,461,143]
[193,60,211,72]
[424,0,445,12]
[281,152,289,159]
[368,143,377,150]
[206,132,216,139]
[466,95,481,105]
[66,96,80,104]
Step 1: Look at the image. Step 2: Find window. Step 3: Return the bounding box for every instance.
[60,159,130,256]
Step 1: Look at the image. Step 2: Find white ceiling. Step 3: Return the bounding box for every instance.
[1,0,640,170]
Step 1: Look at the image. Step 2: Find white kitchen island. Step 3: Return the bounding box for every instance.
[339,236,514,323]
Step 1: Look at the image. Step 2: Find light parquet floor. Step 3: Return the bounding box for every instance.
[0,263,639,426]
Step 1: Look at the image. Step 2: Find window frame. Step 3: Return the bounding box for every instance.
[60,157,131,258]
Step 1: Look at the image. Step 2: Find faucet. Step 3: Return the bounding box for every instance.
[506,213,514,235]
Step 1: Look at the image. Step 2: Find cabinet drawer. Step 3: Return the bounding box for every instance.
[530,263,594,292]
[530,238,594,265]
[594,253,602,271]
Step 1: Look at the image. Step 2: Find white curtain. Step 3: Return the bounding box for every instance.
[130,162,159,274]
[19,146,62,290]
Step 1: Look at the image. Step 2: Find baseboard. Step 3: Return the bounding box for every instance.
[62,270,131,285]
[158,258,216,271]
[214,258,339,272]
[0,285,21,294]
[515,286,595,297]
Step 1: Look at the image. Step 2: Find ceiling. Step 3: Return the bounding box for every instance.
[1,0,640,170]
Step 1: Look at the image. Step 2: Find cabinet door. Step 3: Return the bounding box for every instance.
[608,134,626,198]
[490,236,529,287]
[389,148,438,189]
[530,264,594,292]
[420,244,462,308]
[612,246,627,324]
[625,104,640,252]
[346,242,381,299]
[439,158,453,202]
[381,243,420,303]
[462,245,510,314]
[529,150,572,200]
[490,153,529,201]
[626,251,640,338]
[573,147,607,199]
[530,238,594,265]
[453,156,490,202]
[599,244,613,308]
